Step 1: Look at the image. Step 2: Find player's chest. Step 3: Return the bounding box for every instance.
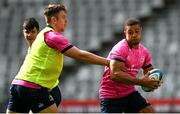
[125,50,145,69]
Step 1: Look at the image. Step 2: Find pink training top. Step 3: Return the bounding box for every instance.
[99,39,152,98]
[44,31,73,53]
[12,79,42,89]
[12,30,73,88]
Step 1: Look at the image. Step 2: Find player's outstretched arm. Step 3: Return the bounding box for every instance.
[109,60,160,89]
[64,46,109,66]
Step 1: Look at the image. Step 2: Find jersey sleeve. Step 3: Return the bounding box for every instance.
[44,31,73,53]
[142,49,152,69]
[109,43,128,62]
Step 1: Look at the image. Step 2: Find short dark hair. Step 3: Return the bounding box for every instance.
[44,4,67,23]
[23,17,39,31]
[124,18,142,27]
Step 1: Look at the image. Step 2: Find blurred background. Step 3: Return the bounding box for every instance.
[0,0,180,113]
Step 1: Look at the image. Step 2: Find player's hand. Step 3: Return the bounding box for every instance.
[143,71,150,78]
[141,75,161,89]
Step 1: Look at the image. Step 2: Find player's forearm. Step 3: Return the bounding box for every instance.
[64,47,109,66]
[76,50,109,66]
[110,71,142,85]
[110,71,156,87]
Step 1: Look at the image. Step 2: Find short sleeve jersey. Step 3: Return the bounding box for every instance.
[99,39,152,98]
[44,31,73,52]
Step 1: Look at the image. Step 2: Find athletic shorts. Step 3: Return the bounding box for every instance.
[50,85,61,107]
[100,91,150,113]
[7,84,61,113]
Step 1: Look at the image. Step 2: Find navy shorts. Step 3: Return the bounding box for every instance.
[100,91,150,113]
[7,84,61,113]
[50,85,61,107]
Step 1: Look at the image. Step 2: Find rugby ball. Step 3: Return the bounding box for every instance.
[142,68,164,92]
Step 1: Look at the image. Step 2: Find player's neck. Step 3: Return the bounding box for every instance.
[131,44,139,48]
[127,40,139,49]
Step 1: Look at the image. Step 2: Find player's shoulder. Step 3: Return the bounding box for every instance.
[139,43,151,55]
[45,31,66,40]
[139,43,149,51]
[114,39,128,48]
[111,39,129,54]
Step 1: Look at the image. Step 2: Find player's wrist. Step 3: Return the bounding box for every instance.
[106,59,110,67]
[134,78,143,86]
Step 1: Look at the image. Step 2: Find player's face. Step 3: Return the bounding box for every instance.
[124,24,142,47]
[23,27,38,42]
[56,11,67,32]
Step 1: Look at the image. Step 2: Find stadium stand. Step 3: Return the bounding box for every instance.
[0,0,180,112]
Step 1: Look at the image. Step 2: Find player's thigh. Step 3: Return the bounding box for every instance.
[39,103,58,113]
[6,109,18,114]
[7,85,31,113]
[125,91,153,113]
[139,105,155,113]
[30,88,56,113]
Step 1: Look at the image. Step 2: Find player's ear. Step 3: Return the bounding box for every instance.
[123,27,126,34]
[51,16,57,24]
